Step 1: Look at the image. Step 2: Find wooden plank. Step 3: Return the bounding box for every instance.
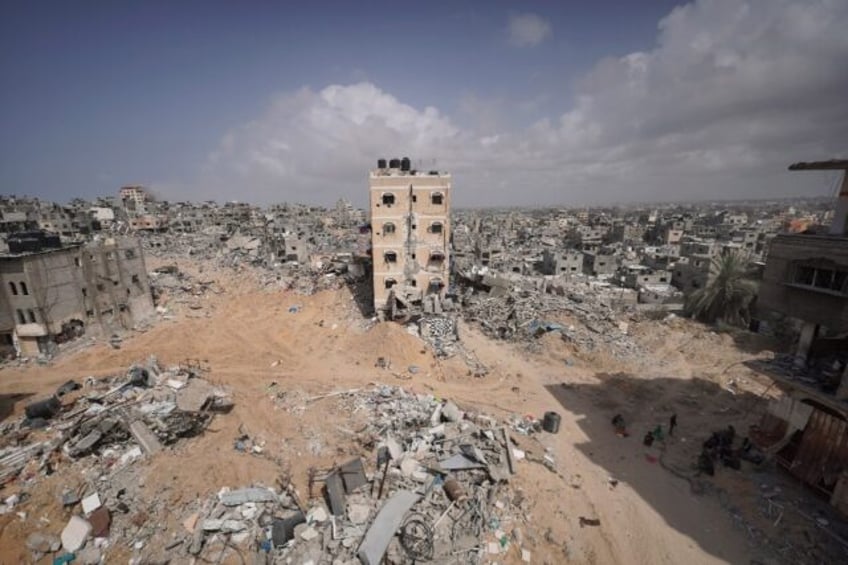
[791,408,848,494]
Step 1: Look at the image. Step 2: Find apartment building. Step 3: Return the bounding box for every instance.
[369,157,450,315]
[119,185,149,211]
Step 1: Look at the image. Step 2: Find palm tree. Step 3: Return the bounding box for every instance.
[686,251,758,326]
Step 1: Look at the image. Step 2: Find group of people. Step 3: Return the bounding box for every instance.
[611,413,678,445]
[698,424,765,475]
[642,413,677,447]
[610,411,760,476]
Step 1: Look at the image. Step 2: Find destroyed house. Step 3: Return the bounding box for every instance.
[0,236,154,356]
[618,264,671,288]
[752,160,848,516]
[0,210,34,236]
[758,160,848,374]
[582,251,617,277]
[541,250,584,276]
[671,254,713,294]
[752,386,848,517]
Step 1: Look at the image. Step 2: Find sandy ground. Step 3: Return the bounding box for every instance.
[0,258,807,564]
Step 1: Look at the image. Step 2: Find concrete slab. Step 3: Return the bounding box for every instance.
[219,487,277,506]
[442,401,462,422]
[357,490,420,565]
[384,436,404,461]
[176,379,213,412]
[222,519,247,532]
[128,420,162,455]
[81,493,101,515]
[61,515,92,552]
[439,453,485,471]
[202,519,223,531]
[71,430,102,455]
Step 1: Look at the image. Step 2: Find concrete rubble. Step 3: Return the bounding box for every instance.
[3,382,550,564]
[456,267,647,360]
[258,384,540,565]
[0,356,232,562]
[142,227,371,301]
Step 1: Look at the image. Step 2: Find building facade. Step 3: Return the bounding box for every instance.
[758,160,848,372]
[369,158,451,314]
[541,250,583,276]
[119,185,148,210]
[0,234,154,356]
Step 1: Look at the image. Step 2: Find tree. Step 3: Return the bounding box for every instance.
[686,251,758,326]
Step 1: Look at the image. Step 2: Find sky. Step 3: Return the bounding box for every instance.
[1,0,847,207]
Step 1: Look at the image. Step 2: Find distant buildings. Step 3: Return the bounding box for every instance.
[369,158,451,316]
[0,173,840,343]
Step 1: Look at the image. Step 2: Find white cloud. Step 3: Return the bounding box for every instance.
[167,0,848,207]
[190,83,462,204]
[507,13,552,47]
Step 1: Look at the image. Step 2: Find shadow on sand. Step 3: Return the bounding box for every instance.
[345,270,375,319]
[543,372,844,564]
[0,392,34,423]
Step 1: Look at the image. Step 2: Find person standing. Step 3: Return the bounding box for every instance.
[669,413,677,436]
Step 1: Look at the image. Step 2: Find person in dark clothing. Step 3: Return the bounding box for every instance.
[698,450,715,476]
[643,431,655,447]
[612,414,629,436]
[669,413,677,436]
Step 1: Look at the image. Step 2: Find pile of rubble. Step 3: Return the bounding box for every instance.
[0,358,232,561]
[748,353,848,396]
[458,271,644,360]
[142,231,368,299]
[148,265,224,316]
[417,316,460,358]
[4,382,550,564]
[253,384,539,565]
[214,384,543,564]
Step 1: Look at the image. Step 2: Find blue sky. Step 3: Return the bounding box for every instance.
[1,0,846,206]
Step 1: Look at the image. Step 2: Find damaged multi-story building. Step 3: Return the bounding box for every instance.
[759,160,848,371]
[0,231,154,357]
[751,160,848,516]
[369,157,450,317]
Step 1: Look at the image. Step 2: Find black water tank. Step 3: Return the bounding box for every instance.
[377,158,387,169]
[389,158,401,169]
[400,157,411,171]
[543,411,561,433]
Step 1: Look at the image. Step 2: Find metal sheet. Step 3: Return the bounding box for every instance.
[357,490,420,565]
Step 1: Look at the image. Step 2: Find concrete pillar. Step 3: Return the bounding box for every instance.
[794,321,818,368]
[830,172,848,236]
